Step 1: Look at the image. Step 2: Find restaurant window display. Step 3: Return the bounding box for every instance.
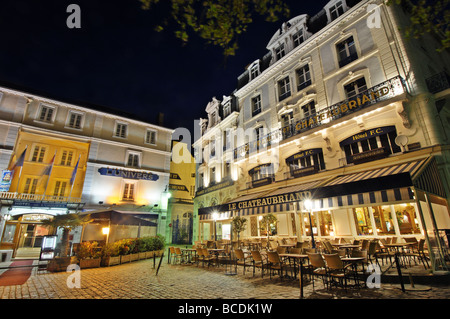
[372,205,395,235]
[303,212,318,236]
[317,211,334,236]
[394,203,421,234]
[353,207,373,235]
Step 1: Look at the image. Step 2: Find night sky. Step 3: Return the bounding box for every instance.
[0,0,327,135]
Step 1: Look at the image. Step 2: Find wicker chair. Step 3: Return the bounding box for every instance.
[307,253,328,291]
[251,250,268,277]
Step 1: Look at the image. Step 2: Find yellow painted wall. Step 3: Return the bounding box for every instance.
[8,130,90,199]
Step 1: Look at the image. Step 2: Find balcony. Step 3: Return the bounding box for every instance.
[282,76,406,140]
[233,76,406,160]
[426,71,450,94]
[0,192,83,208]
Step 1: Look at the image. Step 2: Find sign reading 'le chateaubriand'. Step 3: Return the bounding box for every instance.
[98,168,159,181]
[227,190,311,211]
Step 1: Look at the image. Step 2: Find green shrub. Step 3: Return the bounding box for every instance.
[101,243,120,257]
[77,241,101,259]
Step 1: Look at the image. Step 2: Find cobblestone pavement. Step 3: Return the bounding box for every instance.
[0,257,449,300]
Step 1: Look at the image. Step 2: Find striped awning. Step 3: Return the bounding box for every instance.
[325,159,426,186]
[197,157,445,221]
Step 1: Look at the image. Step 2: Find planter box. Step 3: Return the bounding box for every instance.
[155,249,164,257]
[146,251,154,258]
[130,253,139,262]
[102,256,121,267]
[120,254,131,263]
[138,252,147,260]
[79,258,101,269]
[47,257,72,272]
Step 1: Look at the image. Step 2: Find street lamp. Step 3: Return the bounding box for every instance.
[212,212,219,241]
[102,226,110,244]
[304,199,316,249]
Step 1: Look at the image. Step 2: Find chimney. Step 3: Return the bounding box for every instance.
[157,112,164,126]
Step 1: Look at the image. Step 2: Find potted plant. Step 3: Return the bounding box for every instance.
[260,213,278,249]
[117,239,133,263]
[231,216,247,248]
[77,241,101,269]
[101,242,121,266]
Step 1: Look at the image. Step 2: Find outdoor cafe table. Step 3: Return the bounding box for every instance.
[279,253,309,298]
[278,244,296,252]
[181,248,197,264]
[336,244,361,256]
[382,242,415,268]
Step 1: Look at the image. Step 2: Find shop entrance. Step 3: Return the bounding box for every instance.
[1,213,53,259]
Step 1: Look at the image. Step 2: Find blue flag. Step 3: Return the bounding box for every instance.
[70,156,80,186]
[8,147,27,171]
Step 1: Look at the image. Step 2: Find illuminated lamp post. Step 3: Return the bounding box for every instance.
[304,199,316,249]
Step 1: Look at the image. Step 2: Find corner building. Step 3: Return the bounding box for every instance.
[0,83,173,258]
[193,0,450,272]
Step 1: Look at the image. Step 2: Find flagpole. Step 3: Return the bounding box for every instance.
[14,146,27,193]
[68,155,81,201]
[44,151,56,197]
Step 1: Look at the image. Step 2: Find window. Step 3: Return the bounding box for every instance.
[353,207,373,235]
[278,77,291,101]
[337,36,358,67]
[115,123,127,138]
[60,150,74,166]
[394,204,421,234]
[372,206,396,235]
[250,164,274,182]
[223,103,231,118]
[301,101,316,118]
[341,126,401,165]
[31,146,46,163]
[198,173,204,189]
[38,105,55,123]
[250,64,259,79]
[317,211,334,236]
[344,77,368,98]
[329,1,344,21]
[145,129,157,145]
[281,112,293,128]
[297,65,311,91]
[127,153,140,167]
[210,140,216,158]
[287,149,326,178]
[275,44,285,60]
[293,30,305,47]
[251,95,262,116]
[67,112,83,129]
[23,178,38,194]
[122,183,135,201]
[53,181,67,197]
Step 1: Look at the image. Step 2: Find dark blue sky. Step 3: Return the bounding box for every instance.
[0,0,327,133]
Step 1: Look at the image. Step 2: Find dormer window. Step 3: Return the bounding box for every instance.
[275,44,286,61]
[293,29,305,47]
[250,63,260,80]
[329,1,344,21]
[223,102,231,118]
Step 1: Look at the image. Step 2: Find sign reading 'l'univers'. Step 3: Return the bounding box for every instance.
[98,168,159,181]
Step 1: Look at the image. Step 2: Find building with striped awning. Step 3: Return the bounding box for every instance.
[193,0,450,272]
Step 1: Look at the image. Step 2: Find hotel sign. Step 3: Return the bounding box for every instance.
[196,179,234,196]
[282,76,406,140]
[98,168,159,181]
